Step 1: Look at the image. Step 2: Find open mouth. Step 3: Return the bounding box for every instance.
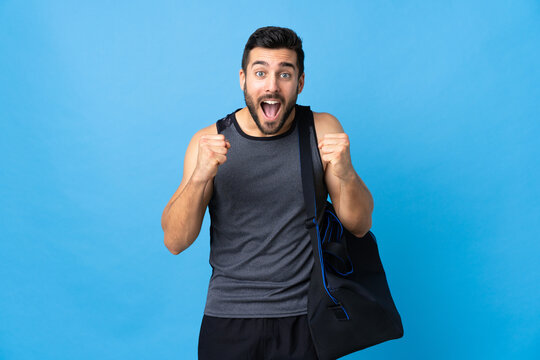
[260,100,282,121]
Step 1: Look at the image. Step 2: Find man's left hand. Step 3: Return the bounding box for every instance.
[318,133,356,181]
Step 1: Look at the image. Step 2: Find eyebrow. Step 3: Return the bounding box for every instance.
[251,60,296,70]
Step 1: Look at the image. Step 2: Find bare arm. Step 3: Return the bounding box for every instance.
[314,112,374,237]
[161,126,230,254]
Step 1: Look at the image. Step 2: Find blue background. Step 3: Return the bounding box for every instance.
[1,1,539,359]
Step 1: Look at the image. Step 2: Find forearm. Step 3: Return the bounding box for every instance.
[161,177,210,254]
[335,172,374,238]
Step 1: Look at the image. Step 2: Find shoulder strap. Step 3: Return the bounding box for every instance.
[216,109,241,134]
[297,105,349,316]
[296,105,318,227]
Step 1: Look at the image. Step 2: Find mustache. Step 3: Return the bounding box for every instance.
[258,94,285,103]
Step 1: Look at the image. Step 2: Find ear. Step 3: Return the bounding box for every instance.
[239,69,246,91]
[296,72,305,94]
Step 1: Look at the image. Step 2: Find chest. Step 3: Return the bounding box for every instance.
[213,132,303,205]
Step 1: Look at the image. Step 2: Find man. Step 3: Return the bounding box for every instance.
[161,26,374,359]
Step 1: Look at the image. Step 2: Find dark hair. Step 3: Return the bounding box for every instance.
[241,26,304,79]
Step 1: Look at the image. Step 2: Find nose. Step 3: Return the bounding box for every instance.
[265,74,279,93]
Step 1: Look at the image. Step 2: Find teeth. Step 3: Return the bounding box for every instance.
[262,100,279,104]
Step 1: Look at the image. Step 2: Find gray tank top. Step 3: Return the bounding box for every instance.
[204,105,327,318]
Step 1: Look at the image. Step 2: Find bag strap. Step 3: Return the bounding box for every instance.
[296,105,318,225]
[297,105,351,320]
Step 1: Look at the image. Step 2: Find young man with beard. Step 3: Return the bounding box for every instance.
[161,26,374,359]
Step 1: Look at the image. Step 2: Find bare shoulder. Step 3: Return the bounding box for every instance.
[313,111,345,141]
[192,123,218,141]
[184,122,218,169]
[184,122,218,150]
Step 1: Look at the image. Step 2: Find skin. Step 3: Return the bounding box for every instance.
[238,47,304,136]
[161,47,374,255]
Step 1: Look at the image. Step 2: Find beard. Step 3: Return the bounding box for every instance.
[243,83,298,135]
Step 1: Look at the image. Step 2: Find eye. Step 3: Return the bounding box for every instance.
[255,71,265,77]
[280,73,291,79]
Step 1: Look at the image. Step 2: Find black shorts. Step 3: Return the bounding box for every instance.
[198,314,319,360]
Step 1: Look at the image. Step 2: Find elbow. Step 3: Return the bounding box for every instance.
[162,214,186,255]
[352,228,371,239]
[163,233,186,255]
[353,200,373,238]
[166,246,182,256]
[351,216,372,238]
[162,217,199,255]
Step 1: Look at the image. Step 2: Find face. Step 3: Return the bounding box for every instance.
[240,47,305,135]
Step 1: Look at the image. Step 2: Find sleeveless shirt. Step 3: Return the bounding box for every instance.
[203,105,327,318]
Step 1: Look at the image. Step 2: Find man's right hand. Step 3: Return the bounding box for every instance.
[192,134,231,183]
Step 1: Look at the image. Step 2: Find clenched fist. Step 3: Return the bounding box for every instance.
[192,134,231,183]
[318,133,355,181]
